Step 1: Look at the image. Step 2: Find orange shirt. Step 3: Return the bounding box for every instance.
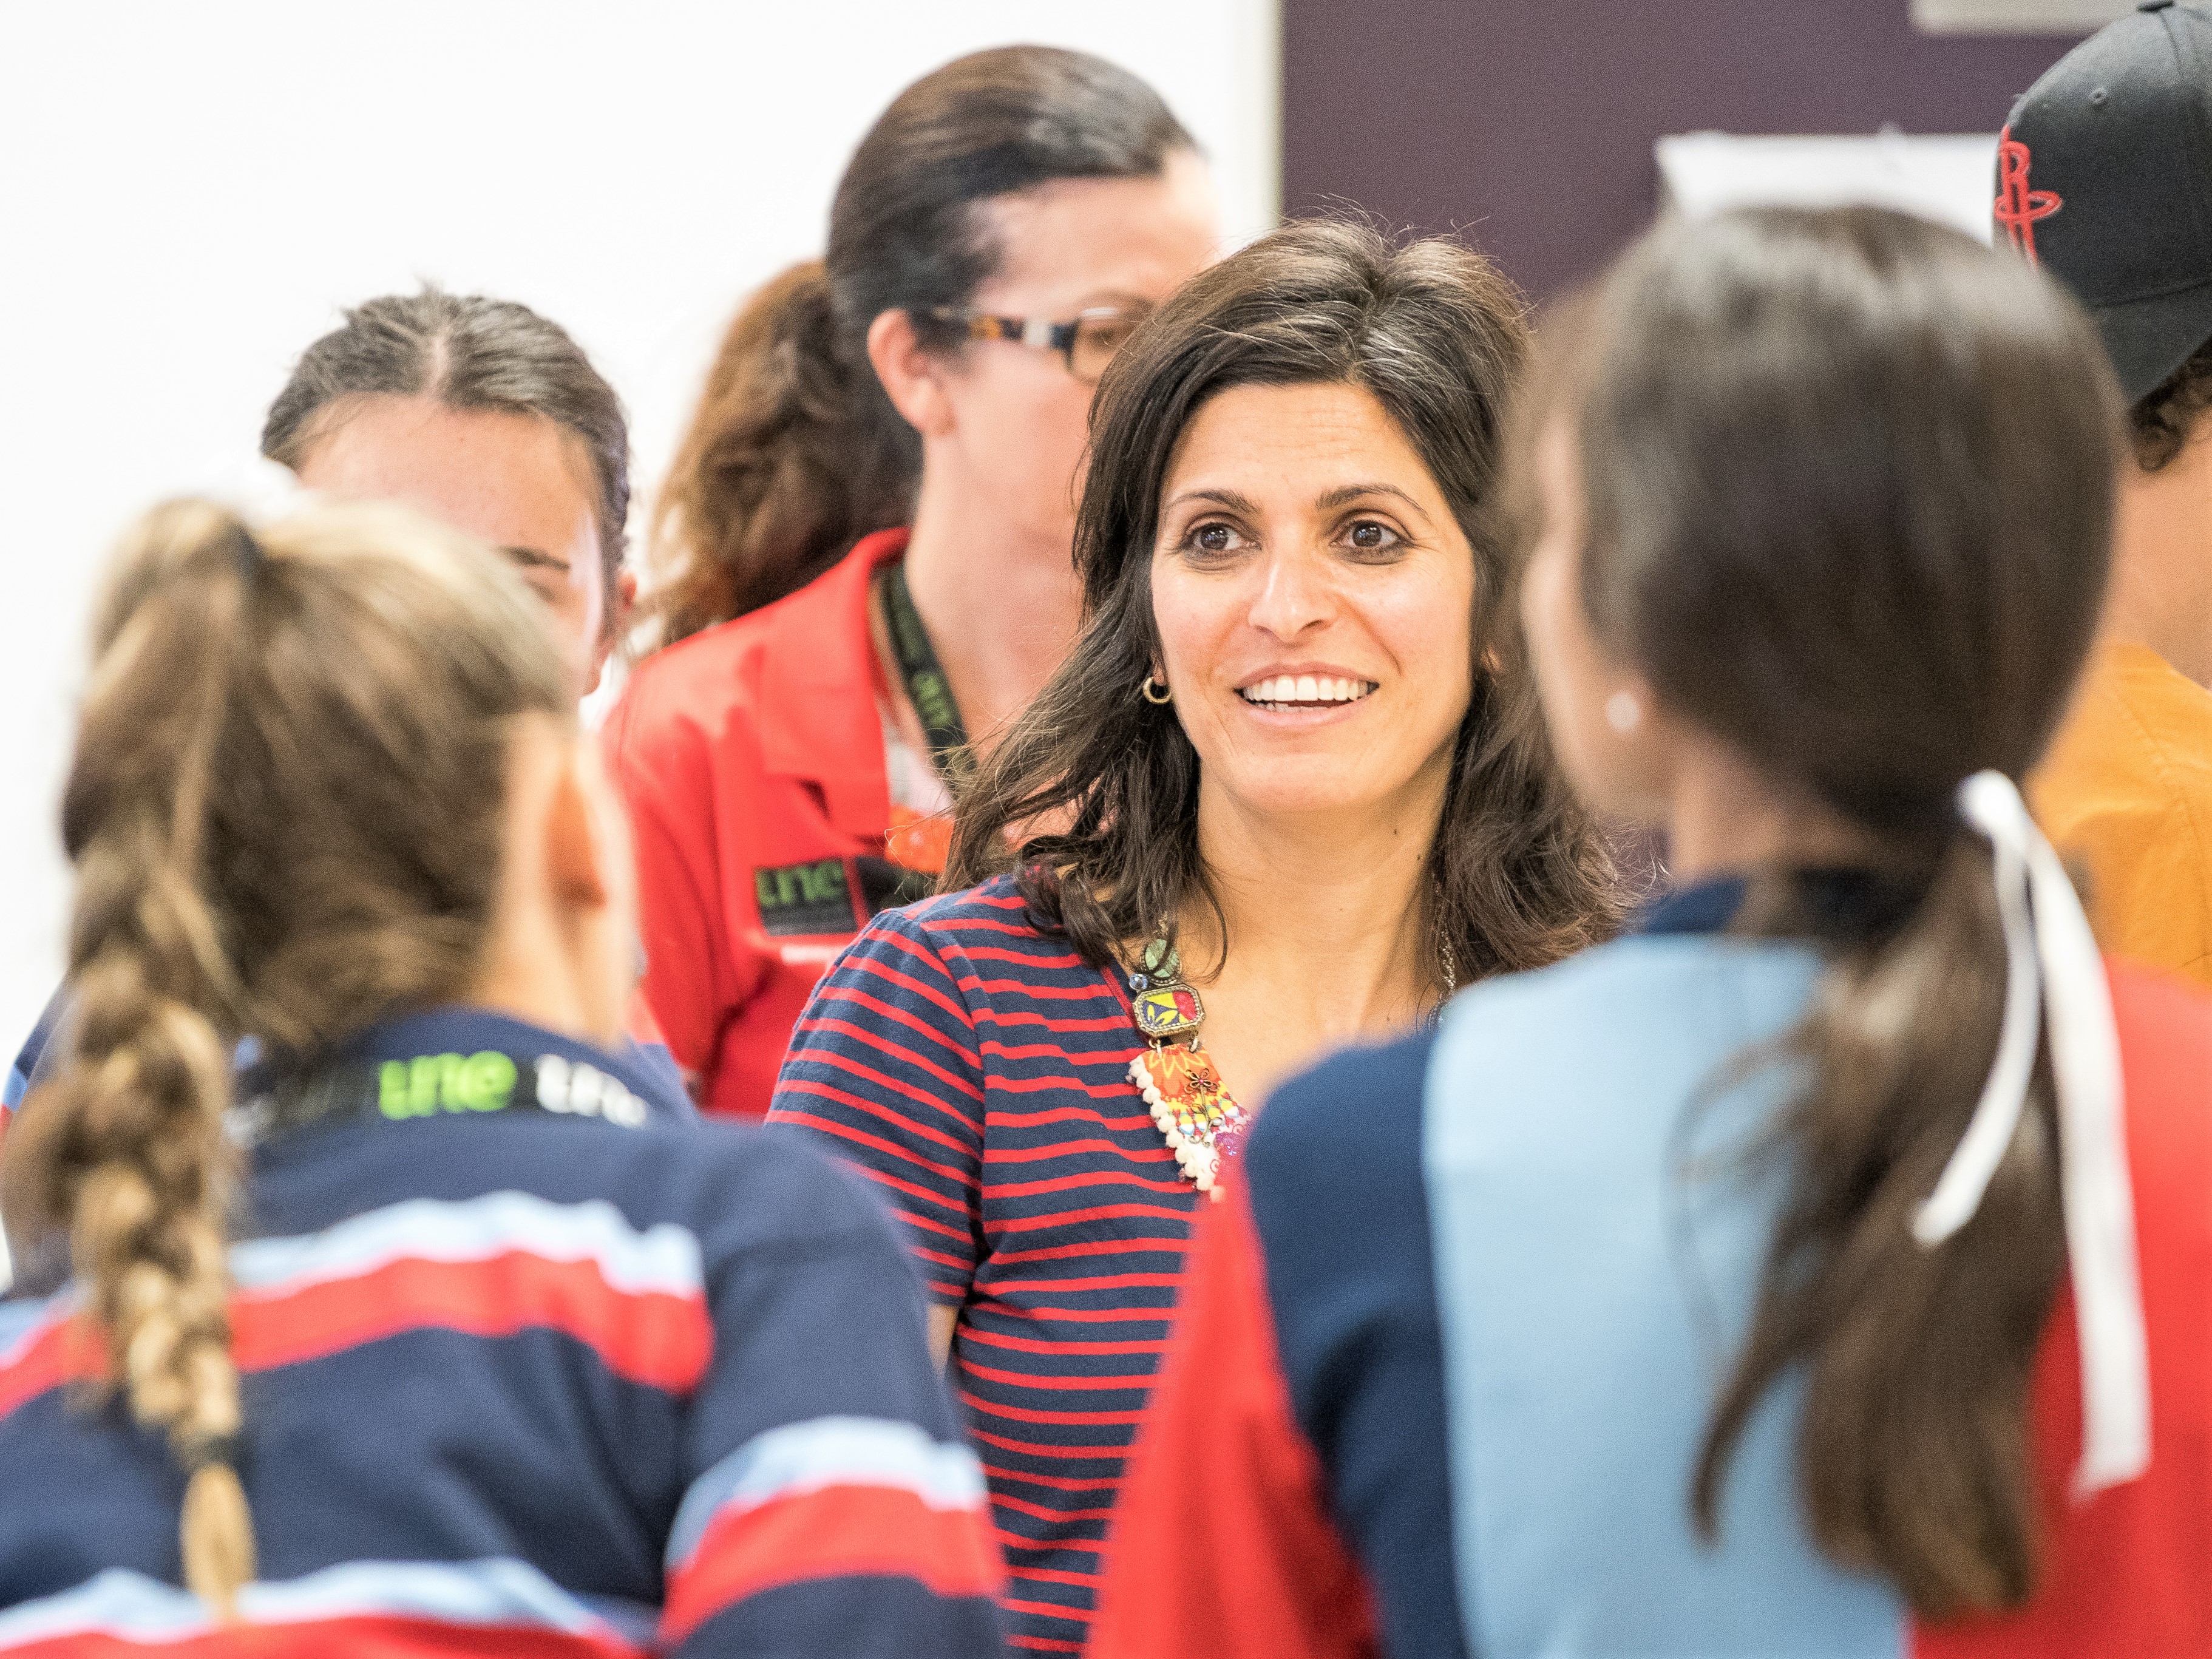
[2032,640,2212,989]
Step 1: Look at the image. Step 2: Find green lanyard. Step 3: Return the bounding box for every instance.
[877,561,971,783]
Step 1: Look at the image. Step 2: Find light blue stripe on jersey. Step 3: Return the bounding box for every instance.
[1424,935,1908,1657]
[0,1557,623,1647]
[665,1414,988,1571]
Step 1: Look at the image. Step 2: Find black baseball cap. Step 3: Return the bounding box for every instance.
[2000,1,2212,404]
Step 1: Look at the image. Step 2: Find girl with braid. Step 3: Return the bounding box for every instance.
[0,501,1002,1655]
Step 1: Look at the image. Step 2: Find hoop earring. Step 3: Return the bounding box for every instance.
[1141,675,1173,705]
[1605,690,1642,735]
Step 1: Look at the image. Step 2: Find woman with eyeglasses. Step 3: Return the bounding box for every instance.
[607,47,1218,1118]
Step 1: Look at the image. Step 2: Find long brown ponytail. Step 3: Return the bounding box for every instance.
[1528,208,2124,1613]
[647,262,917,640]
[2,498,569,1618]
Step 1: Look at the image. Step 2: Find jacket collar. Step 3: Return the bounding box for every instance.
[757,528,910,840]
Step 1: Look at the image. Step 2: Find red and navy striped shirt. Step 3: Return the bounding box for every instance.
[767,877,1199,1655]
[0,1006,1004,1657]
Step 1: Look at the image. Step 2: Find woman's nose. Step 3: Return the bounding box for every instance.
[1246,546,1337,641]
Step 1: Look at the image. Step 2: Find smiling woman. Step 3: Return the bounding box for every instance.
[765,217,1623,1655]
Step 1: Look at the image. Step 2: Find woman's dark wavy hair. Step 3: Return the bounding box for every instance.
[946,217,1624,984]
[1519,207,2122,1616]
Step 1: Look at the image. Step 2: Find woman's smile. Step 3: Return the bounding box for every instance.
[1233,669,1379,721]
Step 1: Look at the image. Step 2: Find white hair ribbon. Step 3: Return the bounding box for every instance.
[1912,770,2148,1499]
[221,455,320,524]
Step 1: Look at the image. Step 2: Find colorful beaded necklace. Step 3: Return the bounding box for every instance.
[1123,929,1249,1200]
[1124,910,1458,1200]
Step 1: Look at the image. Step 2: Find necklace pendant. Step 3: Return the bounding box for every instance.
[1128,1042,1249,1201]
[1132,982,1204,1042]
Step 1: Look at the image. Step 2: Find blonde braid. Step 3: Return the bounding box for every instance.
[18,503,258,1617]
[0,495,572,1621]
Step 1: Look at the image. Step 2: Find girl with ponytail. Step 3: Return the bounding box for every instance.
[0,501,1002,1653]
[1092,207,2212,1659]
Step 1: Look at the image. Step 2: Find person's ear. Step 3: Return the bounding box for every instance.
[543,747,614,913]
[582,569,637,696]
[867,308,958,439]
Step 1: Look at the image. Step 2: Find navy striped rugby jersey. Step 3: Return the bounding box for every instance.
[0,1006,1003,1658]
[767,874,1202,1655]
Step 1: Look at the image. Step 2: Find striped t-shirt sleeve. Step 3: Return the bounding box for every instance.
[768,904,986,1305]
[665,1140,1004,1655]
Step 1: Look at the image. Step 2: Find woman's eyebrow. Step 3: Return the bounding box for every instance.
[1161,487,1262,517]
[1314,481,1430,518]
[499,545,572,575]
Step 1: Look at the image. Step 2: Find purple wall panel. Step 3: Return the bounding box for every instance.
[1282,1,2087,297]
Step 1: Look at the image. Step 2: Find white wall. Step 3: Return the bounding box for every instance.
[0,2,1281,1048]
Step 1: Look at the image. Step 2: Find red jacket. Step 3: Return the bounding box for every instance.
[606,530,931,1118]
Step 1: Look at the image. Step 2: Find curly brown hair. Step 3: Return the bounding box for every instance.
[2129,333,2212,472]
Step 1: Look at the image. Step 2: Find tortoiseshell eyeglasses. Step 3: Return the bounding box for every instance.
[929,306,1148,385]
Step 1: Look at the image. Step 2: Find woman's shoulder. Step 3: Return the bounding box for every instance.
[606,534,889,762]
[826,874,1118,1040]
[859,872,1079,960]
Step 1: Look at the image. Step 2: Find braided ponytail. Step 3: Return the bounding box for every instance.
[2,495,571,1621]
[11,501,260,1613]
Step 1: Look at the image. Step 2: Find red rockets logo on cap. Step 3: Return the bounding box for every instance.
[1995,126,2063,265]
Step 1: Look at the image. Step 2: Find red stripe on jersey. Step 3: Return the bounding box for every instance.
[782,1035,985,1112]
[961,945,1087,970]
[958,977,1121,1005]
[986,1477,1124,1504]
[1002,1594,1094,1623]
[957,1391,1150,1427]
[986,1237,1190,1267]
[971,1009,1133,1036]
[969,1425,1139,1459]
[962,1326,1170,1358]
[230,1251,710,1392]
[963,1358,1161,1391]
[769,1104,980,1192]
[661,1484,1003,1643]
[988,1203,1190,1235]
[979,1041,1130,1066]
[813,984,982,1065]
[1009,1562,1108,1588]
[0,1315,83,1420]
[983,1170,1187,1201]
[987,1073,1138,1100]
